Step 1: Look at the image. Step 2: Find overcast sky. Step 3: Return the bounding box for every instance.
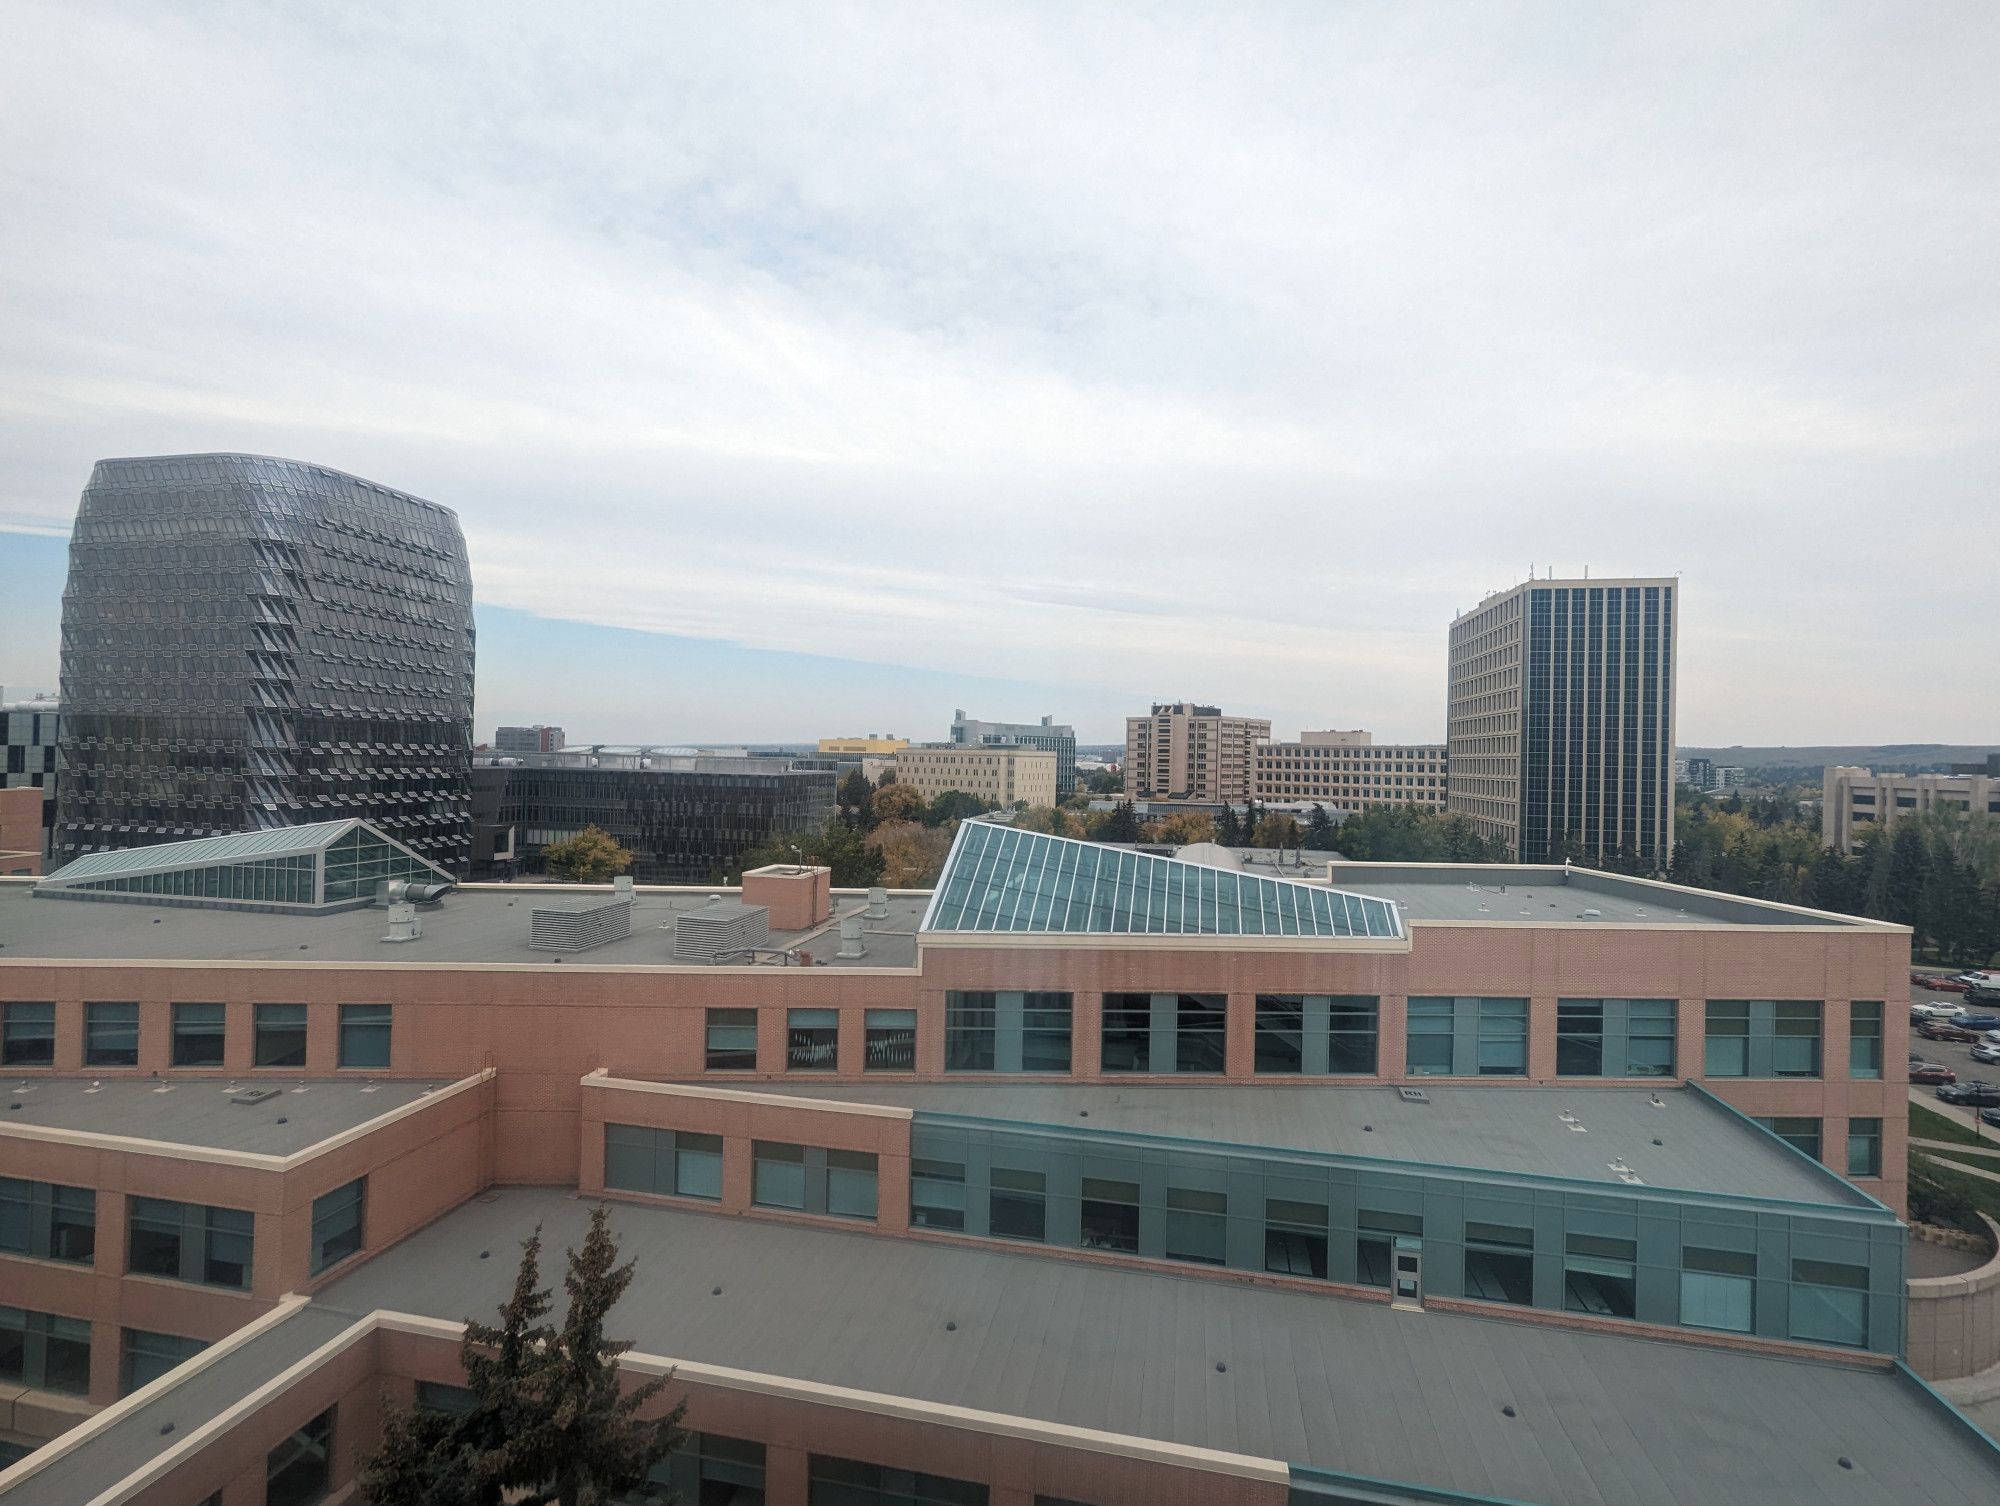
[3,3,1996,745]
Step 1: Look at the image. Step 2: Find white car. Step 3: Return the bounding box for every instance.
[1912,1001,1964,1021]
[1973,1042,2000,1065]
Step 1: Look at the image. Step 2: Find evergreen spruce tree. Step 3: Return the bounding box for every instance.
[1303,804,1336,850]
[1215,804,1242,845]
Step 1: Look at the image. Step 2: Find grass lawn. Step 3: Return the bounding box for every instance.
[1911,1102,1983,1146]
[1912,1152,2000,1232]
[1917,1144,2000,1175]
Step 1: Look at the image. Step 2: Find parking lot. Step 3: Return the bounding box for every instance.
[1909,977,2000,1136]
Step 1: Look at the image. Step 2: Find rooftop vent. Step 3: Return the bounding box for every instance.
[674,901,770,963]
[865,886,889,919]
[836,912,867,960]
[230,1087,281,1106]
[1397,1087,1429,1104]
[529,895,633,952]
[1578,908,1603,918]
[381,901,423,944]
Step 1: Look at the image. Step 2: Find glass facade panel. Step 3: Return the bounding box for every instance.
[1563,1234,1637,1318]
[1164,1186,1227,1265]
[1790,1259,1868,1347]
[1681,1247,1755,1332]
[989,1167,1045,1242]
[1265,1198,1328,1278]
[1080,1178,1140,1252]
[826,1151,878,1221]
[1356,1209,1421,1288]
[1463,1222,1535,1305]
[911,1159,967,1231]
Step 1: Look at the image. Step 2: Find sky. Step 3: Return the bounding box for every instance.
[2,3,1996,746]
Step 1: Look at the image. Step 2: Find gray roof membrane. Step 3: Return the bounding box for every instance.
[0,1076,451,1156]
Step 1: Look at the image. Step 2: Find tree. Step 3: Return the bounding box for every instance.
[1885,821,1929,929]
[1090,801,1141,842]
[732,817,886,887]
[924,790,996,827]
[837,770,875,830]
[871,781,926,826]
[1082,768,1124,795]
[1215,805,1242,846]
[1143,810,1215,846]
[360,1213,686,1506]
[868,820,955,886]
[542,826,634,885]
[1303,805,1337,850]
[1252,813,1302,850]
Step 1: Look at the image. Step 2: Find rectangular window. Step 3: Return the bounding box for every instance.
[1790,1258,1869,1348]
[127,1196,186,1279]
[1681,1247,1755,1333]
[1174,994,1227,1073]
[911,1159,967,1231]
[1254,996,1304,1073]
[1848,1002,1882,1080]
[1079,1177,1140,1253]
[171,1003,226,1068]
[603,1123,663,1194]
[1623,999,1677,1076]
[0,1309,92,1395]
[1,1002,55,1067]
[0,1178,96,1264]
[864,1009,916,1071]
[254,1004,308,1068]
[1847,1117,1882,1178]
[675,1132,724,1201]
[704,1009,758,1071]
[85,1002,139,1067]
[1563,1234,1636,1318]
[415,1380,477,1415]
[1164,1186,1227,1265]
[1100,993,1151,1073]
[1704,1001,1750,1077]
[1756,1117,1823,1162]
[944,992,997,1071]
[338,1005,391,1069]
[1021,993,1072,1072]
[752,1142,806,1209]
[1405,997,1455,1076]
[1356,1209,1421,1288]
[1463,1221,1535,1306]
[807,1455,989,1506]
[1476,999,1528,1075]
[787,1009,838,1071]
[120,1328,206,1396]
[825,1150,878,1221]
[1327,996,1379,1074]
[310,1179,365,1274]
[1773,1002,1822,1077]
[642,1431,767,1502]
[1264,1198,1328,1278]
[1556,1000,1604,1076]
[989,1167,1046,1242]
[266,1405,335,1506]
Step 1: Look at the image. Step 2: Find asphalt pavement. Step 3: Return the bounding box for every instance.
[1908,979,2000,1140]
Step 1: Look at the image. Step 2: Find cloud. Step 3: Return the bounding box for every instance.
[1,2,1996,742]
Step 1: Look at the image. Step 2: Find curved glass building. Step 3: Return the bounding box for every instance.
[53,454,475,874]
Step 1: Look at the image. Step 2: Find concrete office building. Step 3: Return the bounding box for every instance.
[53,455,476,875]
[949,711,1079,801]
[1252,731,1447,812]
[492,724,564,754]
[895,745,1058,809]
[1684,755,1716,790]
[817,735,909,756]
[1,691,58,861]
[1126,703,1272,804]
[1824,762,2000,852]
[1447,577,1677,866]
[0,822,1988,1504]
[471,754,836,882]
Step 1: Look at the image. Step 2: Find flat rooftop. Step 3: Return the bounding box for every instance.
[0,1076,449,1157]
[8,1189,1988,1506]
[0,882,924,969]
[719,1081,1875,1208]
[1324,864,1875,928]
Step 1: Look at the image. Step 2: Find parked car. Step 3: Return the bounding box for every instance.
[1920,1020,1978,1042]
[1921,973,1971,993]
[1951,1012,2000,1031]
[1937,1081,2000,1107]
[1983,1107,2000,1128]
[1973,1042,2000,1065]
[1912,1001,1964,1021]
[1909,1061,1958,1084]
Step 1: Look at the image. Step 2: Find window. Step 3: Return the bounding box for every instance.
[1704,1001,1750,1076]
[416,1380,476,1415]
[1756,1117,1823,1162]
[1175,994,1227,1072]
[1790,1258,1868,1348]
[752,1142,806,1209]
[606,1124,722,1201]
[826,1151,878,1220]
[1327,996,1379,1074]
[864,1009,916,1071]
[127,1197,254,1289]
[0,1308,91,1395]
[1,1178,95,1264]
[1558,999,1675,1077]
[310,1179,365,1273]
[120,1328,206,1395]
[1463,1221,1535,1305]
[85,1002,139,1067]
[1164,1186,1227,1265]
[807,1454,988,1506]
[1099,994,1152,1072]
[1623,999,1676,1076]
[911,1159,966,1231]
[255,1003,308,1068]
[989,1167,1046,1242]
[705,1009,758,1071]
[1021,993,1073,1072]
[677,1132,724,1200]
[1848,1002,1882,1080]
[1556,1000,1603,1075]
[923,993,1071,1072]
[1255,996,1306,1072]
[1563,1234,1636,1318]
[1255,996,1381,1075]
[1477,999,1527,1074]
[1264,1198,1328,1279]
[171,1003,226,1067]
[1,1002,54,1067]
[787,1009,838,1071]
[1773,1002,1822,1077]
[1356,1209,1420,1288]
[1681,1247,1755,1333]
[1847,1117,1882,1178]
[338,1004,391,1069]
[1079,1178,1140,1252]
[639,1431,766,1504]
[266,1406,335,1506]
[944,992,997,1071]
[1407,997,1527,1076]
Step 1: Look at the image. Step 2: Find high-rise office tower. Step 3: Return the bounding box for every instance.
[1446,577,1676,866]
[1124,703,1272,803]
[949,710,1078,800]
[55,454,475,873]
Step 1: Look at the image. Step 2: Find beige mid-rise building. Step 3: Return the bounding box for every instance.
[1253,730,1447,811]
[819,734,909,756]
[1125,702,1272,802]
[896,744,1058,807]
[1823,760,2000,851]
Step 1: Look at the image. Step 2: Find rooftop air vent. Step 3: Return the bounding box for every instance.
[1578,908,1603,918]
[1397,1087,1429,1104]
[230,1087,282,1106]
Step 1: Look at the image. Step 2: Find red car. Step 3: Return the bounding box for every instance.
[1916,972,1971,993]
[1920,1020,1978,1042]
[1910,1061,1958,1084]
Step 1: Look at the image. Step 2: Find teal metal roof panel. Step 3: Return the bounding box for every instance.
[38,819,365,885]
[922,821,1403,939]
